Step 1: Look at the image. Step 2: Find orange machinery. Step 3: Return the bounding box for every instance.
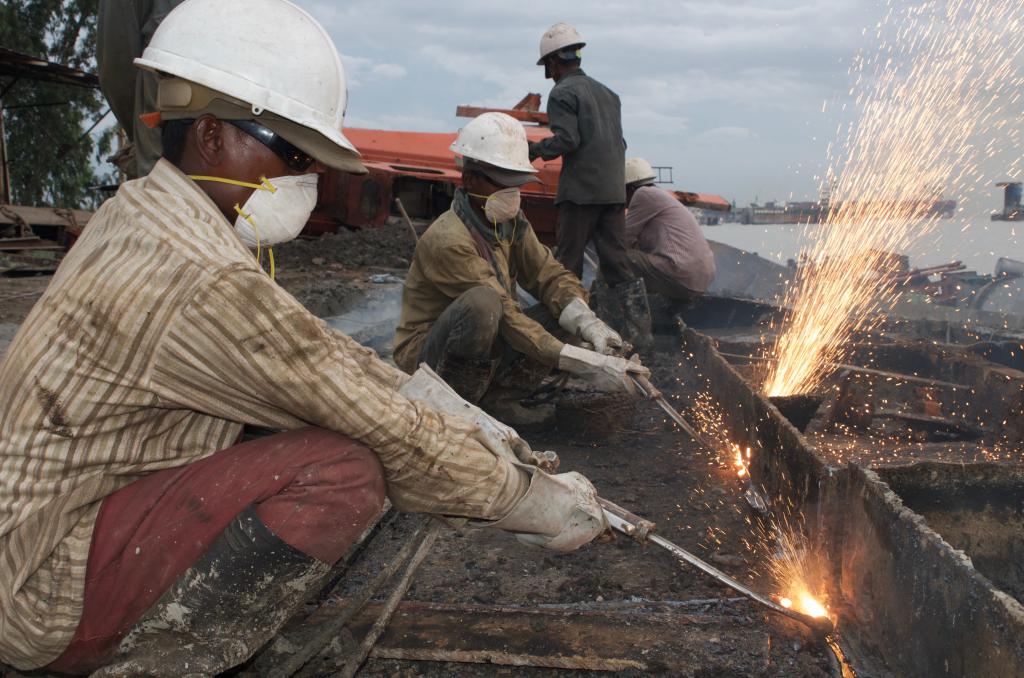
[306,95,730,246]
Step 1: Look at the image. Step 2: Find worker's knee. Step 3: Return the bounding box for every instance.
[450,286,502,355]
[306,433,387,518]
[458,286,502,329]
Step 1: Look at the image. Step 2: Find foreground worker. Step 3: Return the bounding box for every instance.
[625,157,716,303]
[528,22,650,337]
[395,112,648,424]
[0,1,608,674]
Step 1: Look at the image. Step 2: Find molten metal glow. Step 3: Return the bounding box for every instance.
[765,0,1024,397]
[686,392,752,479]
[768,519,832,621]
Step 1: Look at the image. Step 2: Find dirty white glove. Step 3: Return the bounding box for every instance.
[558,297,623,355]
[399,364,559,471]
[483,467,608,552]
[557,344,649,394]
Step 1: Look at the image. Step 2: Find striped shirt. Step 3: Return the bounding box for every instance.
[0,159,527,669]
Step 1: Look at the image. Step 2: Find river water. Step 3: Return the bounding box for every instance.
[701,219,1023,275]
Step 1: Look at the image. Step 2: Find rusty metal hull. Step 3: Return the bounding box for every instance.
[679,328,1024,677]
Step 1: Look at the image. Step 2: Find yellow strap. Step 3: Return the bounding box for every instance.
[268,247,276,281]
[188,175,277,192]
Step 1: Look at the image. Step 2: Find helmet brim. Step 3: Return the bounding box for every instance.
[536,41,586,66]
[465,159,542,187]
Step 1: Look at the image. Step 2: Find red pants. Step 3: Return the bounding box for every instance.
[48,427,386,674]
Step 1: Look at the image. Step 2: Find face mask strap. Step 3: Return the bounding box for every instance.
[234,202,275,281]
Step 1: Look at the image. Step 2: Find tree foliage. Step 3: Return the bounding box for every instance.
[0,0,114,208]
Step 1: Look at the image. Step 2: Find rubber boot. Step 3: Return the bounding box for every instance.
[434,351,497,404]
[92,507,331,678]
[480,386,555,430]
[592,277,653,352]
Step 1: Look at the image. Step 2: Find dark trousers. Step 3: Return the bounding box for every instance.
[555,201,634,287]
[419,286,558,400]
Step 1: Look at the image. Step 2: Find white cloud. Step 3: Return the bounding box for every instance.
[371,63,407,79]
[693,126,758,143]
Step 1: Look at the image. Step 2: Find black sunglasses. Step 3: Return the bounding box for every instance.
[227,120,315,172]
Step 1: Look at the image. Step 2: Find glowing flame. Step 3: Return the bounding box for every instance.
[734,445,751,478]
[765,0,1024,397]
[767,518,833,622]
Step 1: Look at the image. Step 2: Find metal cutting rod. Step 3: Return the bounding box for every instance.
[598,498,834,638]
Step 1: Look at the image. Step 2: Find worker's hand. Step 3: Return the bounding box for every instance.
[557,344,649,394]
[483,468,608,552]
[558,297,623,355]
[528,140,541,161]
[399,364,559,471]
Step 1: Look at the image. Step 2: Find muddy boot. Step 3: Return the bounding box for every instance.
[593,278,652,352]
[480,386,555,430]
[434,351,497,403]
[94,507,331,678]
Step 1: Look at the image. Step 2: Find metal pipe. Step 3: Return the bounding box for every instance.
[628,373,717,449]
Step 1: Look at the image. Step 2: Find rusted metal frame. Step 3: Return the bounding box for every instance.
[337,519,442,678]
[266,515,438,678]
[455,104,549,125]
[717,350,970,390]
[681,327,1024,677]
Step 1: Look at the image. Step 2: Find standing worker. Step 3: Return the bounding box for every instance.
[0,1,608,674]
[624,157,716,305]
[528,22,650,343]
[395,112,648,426]
[97,0,186,178]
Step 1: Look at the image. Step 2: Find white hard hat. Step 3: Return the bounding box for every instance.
[625,157,658,186]
[450,112,539,183]
[134,0,363,173]
[537,22,585,65]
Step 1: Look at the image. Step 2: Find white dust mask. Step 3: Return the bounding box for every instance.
[471,187,521,224]
[232,174,319,248]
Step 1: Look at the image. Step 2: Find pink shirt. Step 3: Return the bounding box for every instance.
[625,185,715,293]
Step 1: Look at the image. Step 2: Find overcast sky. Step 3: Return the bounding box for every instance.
[294,0,893,206]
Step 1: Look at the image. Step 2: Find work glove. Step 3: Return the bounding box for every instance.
[399,364,559,471]
[482,467,608,552]
[558,297,623,355]
[557,343,650,394]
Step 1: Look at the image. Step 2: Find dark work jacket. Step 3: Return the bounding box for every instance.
[534,69,626,206]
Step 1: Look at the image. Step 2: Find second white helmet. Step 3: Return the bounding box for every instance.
[450,112,538,174]
[625,157,658,186]
[537,22,585,65]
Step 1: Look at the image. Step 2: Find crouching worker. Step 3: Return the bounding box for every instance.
[0,2,608,675]
[624,157,716,305]
[394,112,650,426]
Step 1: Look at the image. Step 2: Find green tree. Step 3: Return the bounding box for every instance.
[0,0,114,208]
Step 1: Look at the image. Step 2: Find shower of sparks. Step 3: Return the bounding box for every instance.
[765,0,1024,397]
[687,391,752,478]
[765,517,831,620]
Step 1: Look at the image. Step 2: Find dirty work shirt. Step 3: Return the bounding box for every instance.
[532,69,626,205]
[0,160,527,670]
[625,185,716,293]
[394,192,586,373]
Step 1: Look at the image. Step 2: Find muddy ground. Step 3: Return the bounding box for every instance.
[0,223,833,676]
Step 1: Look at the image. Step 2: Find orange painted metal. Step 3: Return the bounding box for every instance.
[307,101,730,245]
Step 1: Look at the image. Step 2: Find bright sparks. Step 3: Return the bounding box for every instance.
[687,392,752,478]
[765,0,1024,397]
[768,518,831,621]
